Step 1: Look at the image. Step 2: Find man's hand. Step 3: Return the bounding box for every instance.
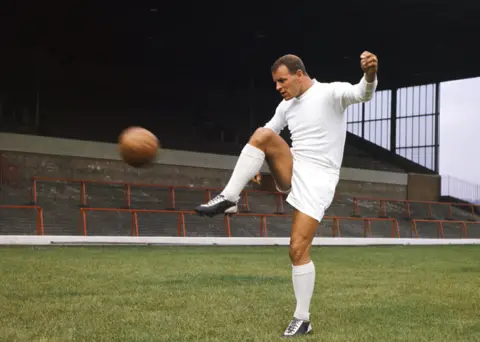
[360,51,378,82]
[251,172,261,185]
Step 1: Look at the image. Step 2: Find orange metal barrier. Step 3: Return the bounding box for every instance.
[79,208,197,237]
[79,207,398,238]
[79,208,287,237]
[352,196,480,220]
[0,155,20,189]
[324,216,400,238]
[224,212,290,237]
[409,219,480,239]
[33,176,287,213]
[226,214,400,238]
[0,204,44,235]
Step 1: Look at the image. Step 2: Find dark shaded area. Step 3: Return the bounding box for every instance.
[1,1,479,158]
[346,132,436,174]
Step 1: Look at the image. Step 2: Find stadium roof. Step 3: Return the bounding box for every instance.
[3,1,480,90]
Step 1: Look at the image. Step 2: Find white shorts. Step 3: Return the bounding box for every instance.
[282,159,339,222]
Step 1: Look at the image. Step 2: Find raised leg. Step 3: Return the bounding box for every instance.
[195,127,292,216]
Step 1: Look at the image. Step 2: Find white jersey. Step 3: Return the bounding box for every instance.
[264,74,377,175]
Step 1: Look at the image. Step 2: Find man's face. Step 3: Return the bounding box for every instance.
[272,65,302,101]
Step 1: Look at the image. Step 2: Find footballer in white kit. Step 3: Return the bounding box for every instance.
[196,52,378,337]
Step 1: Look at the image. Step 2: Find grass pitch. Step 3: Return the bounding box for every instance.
[0,245,479,341]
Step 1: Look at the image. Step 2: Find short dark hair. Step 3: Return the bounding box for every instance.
[271,54,308,75]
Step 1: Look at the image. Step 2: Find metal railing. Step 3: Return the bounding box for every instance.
[442,175,480,204]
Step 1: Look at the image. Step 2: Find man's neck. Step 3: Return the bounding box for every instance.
[297,78,314,98]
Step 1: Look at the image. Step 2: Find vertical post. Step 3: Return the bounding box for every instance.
[36,208,40,235]
[275,194,284,214]
[167,187,176,210]
[224,215,231,237]
[336,219,341,237]
[124,184,131,208]
[413,221,418,238]
[260,216,264,237]
[243,191,250,213]
[259,216,268,237]
[80,181,87,207]
[133,211,139,237]
[434,82,440,172]
[390,88,397,153]
[177,212,186,237]
[427,203,432,217]
[438,222,444,239]
[31,178,37,205]
[205,190,211,203]
[361,103,365,138]
[82,209,87,236]
[36,207,45,235]
[130,211,136,236]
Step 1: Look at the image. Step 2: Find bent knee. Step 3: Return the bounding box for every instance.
[289,237,311,264]
[249,127,277,148]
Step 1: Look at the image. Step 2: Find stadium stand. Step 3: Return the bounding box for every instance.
[0,155,19,189]
[1,133,479,239]
[0,204,44,235]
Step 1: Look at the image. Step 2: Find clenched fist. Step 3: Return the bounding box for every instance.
[251,172,261,185]
[360,51,378,81]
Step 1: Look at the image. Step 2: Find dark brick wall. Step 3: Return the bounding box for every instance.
[1,150,407,198]
[342,143,405,173]
[1,151,234,188]
[336,180,406,200]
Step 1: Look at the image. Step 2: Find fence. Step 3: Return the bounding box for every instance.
[0,204,44,235]
[31,176,287,213]
[442,175,480,204]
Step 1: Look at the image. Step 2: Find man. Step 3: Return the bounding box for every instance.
[195,52,378,337]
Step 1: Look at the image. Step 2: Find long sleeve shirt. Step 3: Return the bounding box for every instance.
[264,74,377,174]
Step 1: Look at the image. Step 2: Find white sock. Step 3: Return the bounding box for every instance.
[221,144,265,201]
[292,261,315,321]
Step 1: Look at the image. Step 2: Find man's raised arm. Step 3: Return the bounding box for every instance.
[333,51,379,110]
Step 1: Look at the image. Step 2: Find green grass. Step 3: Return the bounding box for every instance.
[0,245,479,341]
